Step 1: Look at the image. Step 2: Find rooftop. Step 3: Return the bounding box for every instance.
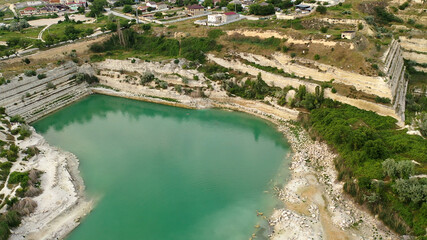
[187,4,204,9]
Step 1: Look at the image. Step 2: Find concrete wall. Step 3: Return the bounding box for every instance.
[0,62,91,123]
[382,39,408,122]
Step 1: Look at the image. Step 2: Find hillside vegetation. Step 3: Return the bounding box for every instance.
[305,105,427,236]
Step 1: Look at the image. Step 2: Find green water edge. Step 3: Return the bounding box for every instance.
[32,94,292,240]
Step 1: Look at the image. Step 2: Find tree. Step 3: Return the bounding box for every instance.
[78,6,85,14]
[249,4,275,16]
[64,25,81,40]
[141,24,151,31]
[217,0,229,7]
[316,6,327,14]
[203,0,213,7]
[123,5,132,13]
[382,159,414,179]
[394,178,426,204]
[89,0,107,17]
[227,3,242,12]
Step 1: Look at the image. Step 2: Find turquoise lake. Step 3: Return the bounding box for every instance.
[33,94,291,240]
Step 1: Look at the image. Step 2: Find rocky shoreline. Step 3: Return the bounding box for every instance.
[9,127,93,240]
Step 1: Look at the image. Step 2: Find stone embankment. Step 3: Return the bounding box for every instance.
[207,54,401,124]
[0,62,91,122]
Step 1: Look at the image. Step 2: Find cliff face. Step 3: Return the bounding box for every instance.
[382,39,408,122]
[0,62,91,123]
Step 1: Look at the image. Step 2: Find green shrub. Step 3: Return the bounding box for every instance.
[10,115,24,123]
[375,96,391,104]
[46,82,55,90]
[316,6,327,14]
[140,73,155,84]
[37,74,46,80]
[320,27,328,33]
[208,29,224,39]
[24,70,36,77]
[8,171,29,187]
[314,54,320,60]
[22,58,30,64]
[398,1,409,10]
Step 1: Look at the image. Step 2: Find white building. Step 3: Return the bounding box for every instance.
[207,11,239,24]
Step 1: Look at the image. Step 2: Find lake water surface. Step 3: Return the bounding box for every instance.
[33,94,291,240]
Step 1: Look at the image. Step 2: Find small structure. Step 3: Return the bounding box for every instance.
[341,30,356,40]
[197,11,243,26]
[207,11,238,24]
[146,1,158,8]
[137,5,150,12]
[295,4,312,13]
[185,4,205,16]
[156,2,168,9]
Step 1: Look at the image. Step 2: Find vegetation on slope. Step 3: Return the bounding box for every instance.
[305,104,427,237]
[90,29,221,63]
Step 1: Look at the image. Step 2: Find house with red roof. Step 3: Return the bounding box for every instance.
[20,7,38,15]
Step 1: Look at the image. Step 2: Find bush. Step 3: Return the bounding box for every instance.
[72,73,99,84]
[358,23,364,30]
[140,73,155,84]
[174,59,179,64]
[46,82,55,90]
[8,171,29,187]
[375,96,391,104]
[24,70,36,77]
[398,1,409,10]
[320,27,328,33]
[5,211,21,228]
[290,53,296,58]
[331,87,337,93]
[249,4,275,16]
[37,74,46,80]
[123,5,132,13]
[316,6,327,14]
[10,115,25,123]
[208,29,224,39]
[141,24,151,31]
[22,58,30,64]
[314,54,320,60]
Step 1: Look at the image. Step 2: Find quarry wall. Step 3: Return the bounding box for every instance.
[0,62,91,123]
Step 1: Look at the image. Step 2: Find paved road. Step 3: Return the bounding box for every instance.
[38,24,52,42]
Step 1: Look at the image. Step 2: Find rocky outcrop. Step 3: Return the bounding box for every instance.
[382,39,408,122]
[0,62,91,123]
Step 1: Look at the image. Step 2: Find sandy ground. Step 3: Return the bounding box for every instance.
[8,127,93,240]
[28,14,95,27]
[226,29,355,50]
